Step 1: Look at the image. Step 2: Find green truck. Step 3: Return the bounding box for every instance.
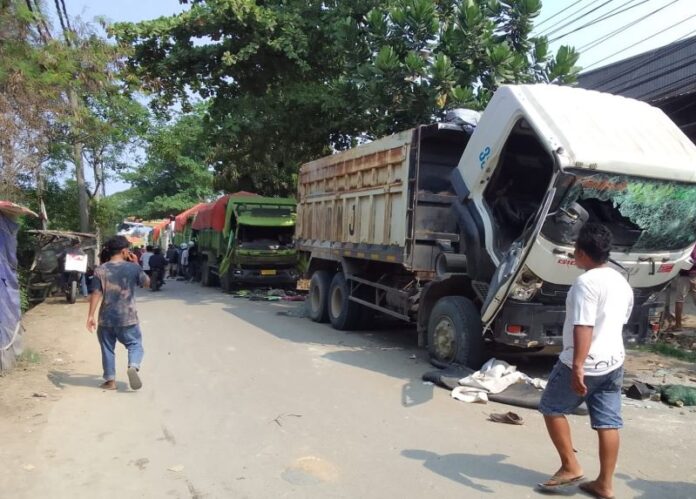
[191,193,299,290]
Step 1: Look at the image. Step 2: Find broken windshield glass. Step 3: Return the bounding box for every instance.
[557,172,696,252]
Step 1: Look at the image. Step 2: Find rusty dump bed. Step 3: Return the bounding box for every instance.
[296,123,471,273]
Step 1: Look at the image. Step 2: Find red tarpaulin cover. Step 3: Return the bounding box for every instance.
[174,203,207,233]
[152,219,169,242]
[191,192,259,232]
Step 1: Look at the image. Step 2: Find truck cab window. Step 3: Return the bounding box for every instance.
[483,119,554,254]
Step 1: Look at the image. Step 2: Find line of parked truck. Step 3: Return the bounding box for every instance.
[151,84,696,368]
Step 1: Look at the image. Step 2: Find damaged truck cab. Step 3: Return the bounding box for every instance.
[298,84,696,368]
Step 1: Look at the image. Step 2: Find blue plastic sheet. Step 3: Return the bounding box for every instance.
[0,212,21,354]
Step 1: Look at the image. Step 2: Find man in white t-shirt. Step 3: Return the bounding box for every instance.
[538,224,633,499]
[140,245,154,276]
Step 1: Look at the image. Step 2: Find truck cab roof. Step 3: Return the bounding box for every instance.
[459,84,696,186]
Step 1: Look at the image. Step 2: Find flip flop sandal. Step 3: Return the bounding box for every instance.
[537,474,585,492]
[488,411,524,425]
[579,481,615,499]
[127,366,143,390]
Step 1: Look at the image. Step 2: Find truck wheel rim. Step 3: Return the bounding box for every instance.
[330,286,343,319]
[433,317,456,361]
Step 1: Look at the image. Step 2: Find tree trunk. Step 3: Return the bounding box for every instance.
[36,166,48,230]
[69,90,89,233]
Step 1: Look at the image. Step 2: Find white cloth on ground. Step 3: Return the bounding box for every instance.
[450,358,547,404]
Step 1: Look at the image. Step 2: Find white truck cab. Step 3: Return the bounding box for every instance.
[452,85,696,352]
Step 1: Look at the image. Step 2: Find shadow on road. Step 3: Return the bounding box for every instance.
[402,450,548,494]
[47,370,129,391]
[140,282,557,405]
[615,473,696,498]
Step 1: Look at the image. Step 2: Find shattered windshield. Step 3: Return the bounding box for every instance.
[558,172,696,251]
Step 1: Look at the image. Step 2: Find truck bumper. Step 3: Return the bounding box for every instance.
[228,268,299,286]
[491,300,663,351]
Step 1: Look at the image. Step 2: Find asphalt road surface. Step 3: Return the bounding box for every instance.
[2,281,695,498]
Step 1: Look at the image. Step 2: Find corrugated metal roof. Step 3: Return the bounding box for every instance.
[576,35,696,103]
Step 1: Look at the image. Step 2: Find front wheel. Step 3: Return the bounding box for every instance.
[308,270,331,323]
[200,259,211,287]
[67,279,78,304]
[427,296,485,369]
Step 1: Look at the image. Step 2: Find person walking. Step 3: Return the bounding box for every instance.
[86,236,150,391]
[538,224,633,499]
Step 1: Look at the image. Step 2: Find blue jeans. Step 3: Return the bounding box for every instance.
[539,361,624,430]
[97,325,144,381]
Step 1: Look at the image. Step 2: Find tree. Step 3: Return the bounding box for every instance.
[121,108,215,219]
[113,0,580,195]
[0,0,144,232]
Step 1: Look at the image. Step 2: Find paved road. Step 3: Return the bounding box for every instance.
[2,281,696,498]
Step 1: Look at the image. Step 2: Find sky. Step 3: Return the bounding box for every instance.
[61,0,696,194]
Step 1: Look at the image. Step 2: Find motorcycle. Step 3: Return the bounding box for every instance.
[150,268,163,292]
[63,271,82,304]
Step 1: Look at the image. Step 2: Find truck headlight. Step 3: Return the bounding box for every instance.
[509,266,542,301]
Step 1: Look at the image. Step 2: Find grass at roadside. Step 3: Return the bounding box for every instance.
[631,342,696,363]
[17,348,41,365]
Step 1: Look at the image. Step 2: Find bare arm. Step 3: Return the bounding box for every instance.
[571,325,593,395]
[86,290,102,333]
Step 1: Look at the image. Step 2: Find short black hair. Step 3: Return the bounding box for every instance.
[576,223,612,263]
[153,247,162,254]
[146,245,153,252]
[106,235,130,258]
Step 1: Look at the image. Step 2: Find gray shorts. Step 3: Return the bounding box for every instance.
[539,361,624,430]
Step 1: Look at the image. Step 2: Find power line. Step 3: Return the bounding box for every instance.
[581,0,682,53]
[552,0,649,44]
[534,0,602,36]
[540,0,617,38]
[583,13,696,69]
[534,1,586,30]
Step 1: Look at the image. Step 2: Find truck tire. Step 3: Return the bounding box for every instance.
[328,272,361,331]
[308,270,331,323]
[427,296,485,369]
[200,258,211,287]
[220,270,235,293]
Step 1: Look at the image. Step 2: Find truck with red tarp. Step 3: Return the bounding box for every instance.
[191,192,298,290]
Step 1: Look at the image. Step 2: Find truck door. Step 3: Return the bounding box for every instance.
[480,188,556,326]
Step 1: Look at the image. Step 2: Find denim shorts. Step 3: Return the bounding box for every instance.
[539,361,624,430]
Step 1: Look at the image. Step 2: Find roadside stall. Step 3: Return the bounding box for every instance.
[0,201,37,372]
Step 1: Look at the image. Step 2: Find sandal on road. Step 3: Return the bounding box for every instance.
[579,481,615,499]
[488,411,524,425]
[537,474,585,492]
[127,367,142,390]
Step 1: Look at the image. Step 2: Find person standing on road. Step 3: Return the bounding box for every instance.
[86,236,150,391]
[140,245,154,276]
[149,247,167,290]
[179,243,190,279]
[538,224,633,499]
[166,244,179,278]
[668,245,696,331]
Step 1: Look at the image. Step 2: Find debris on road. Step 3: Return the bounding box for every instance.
[488,411,524,425]
[167,464,185,472]
[272,413,303,427]
[32,392,47,398]
[231,288,305,302]
[22,464,35,471]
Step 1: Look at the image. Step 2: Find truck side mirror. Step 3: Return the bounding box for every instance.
[554,202,588,227]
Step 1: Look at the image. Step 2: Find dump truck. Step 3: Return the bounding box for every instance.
[296,84,696,368]
[191,193,299,290]
[173,203,207,247]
